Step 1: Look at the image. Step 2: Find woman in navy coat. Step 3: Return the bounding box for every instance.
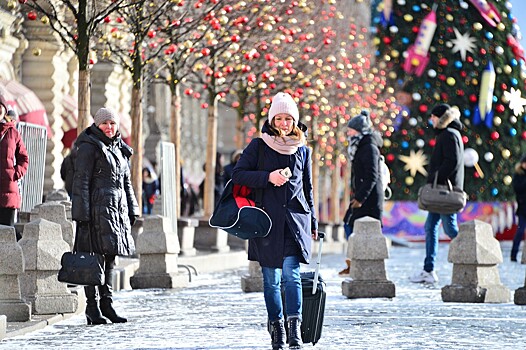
[232,92,318,350]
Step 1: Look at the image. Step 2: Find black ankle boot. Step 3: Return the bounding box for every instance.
[287,317,302,349]
[269,319,286,350]
[84,286,107,325]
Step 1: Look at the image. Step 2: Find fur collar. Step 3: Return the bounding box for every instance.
[436,108,461,129]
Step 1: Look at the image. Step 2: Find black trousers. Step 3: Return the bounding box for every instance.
[0,208,20,240]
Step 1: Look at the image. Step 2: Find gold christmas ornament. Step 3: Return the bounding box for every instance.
[405,176,414,186]
[41,16,49,25]
[501,149,511,159]
[32,48,42,56]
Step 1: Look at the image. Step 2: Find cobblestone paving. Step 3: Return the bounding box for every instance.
[1,242,526,349]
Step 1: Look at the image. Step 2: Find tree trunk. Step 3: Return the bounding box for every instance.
[235,116,244,149]
[170,84,182,217]
[330,159,340,223]
[77,69,91,135]
[130,85,143,211]
[203,96,218,217]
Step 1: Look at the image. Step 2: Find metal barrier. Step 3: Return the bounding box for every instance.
[16,122,47,213]
[159,141,179,237]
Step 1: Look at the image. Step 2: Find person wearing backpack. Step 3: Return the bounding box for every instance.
[340,110,384,276]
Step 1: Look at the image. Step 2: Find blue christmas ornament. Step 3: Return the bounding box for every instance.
[464,109,471,117]
[492,96,498,103]
[511,58,518,66]
[510,128,517,136]
[511,78,518,86]
[485,32,493,40]
[424,82,431,89]
[491,188,498,196]
[455,61,463,69]
[401,141,409,149]
[402,37,410,45]
[412,5,421,12]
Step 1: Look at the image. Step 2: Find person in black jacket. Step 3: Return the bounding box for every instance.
[410,104,465,284]
[511,155,526,262]
[340,110,384,276]
[232,92,318,350]
[60,141,77,198]
[71,107,140,325]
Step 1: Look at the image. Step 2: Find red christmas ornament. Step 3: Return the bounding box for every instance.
[184,88,193,95]
[19,0,28,4]
[382,37,391,45]
[201,103,208,109]
[490,131,499,140]
[418,104,428,113]
[522,131,526,140]
[401,129,408,136]
[496,104,505,113]
[27,11,37,20]
[201,48,210,56]
[429,139,436,147]
[462,136,468,144]
[386,154,395,162]
[469,94,477,103]
[103,16,111,23]
[438,58,448,66]
[231,34,240,43]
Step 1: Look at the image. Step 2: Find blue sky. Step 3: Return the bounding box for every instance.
[510,0,526,47]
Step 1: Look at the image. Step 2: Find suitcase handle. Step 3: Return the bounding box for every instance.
[312,232,325,294]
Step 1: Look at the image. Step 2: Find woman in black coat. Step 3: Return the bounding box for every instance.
[71,107,140,326]
[232,92,318,350]
[340,110,384,275]
[511,155,526,261]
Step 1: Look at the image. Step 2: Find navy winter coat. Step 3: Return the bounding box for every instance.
[71,124,140,256]
[232,136,318,268]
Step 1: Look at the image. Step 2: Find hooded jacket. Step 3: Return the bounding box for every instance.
[232,121,318,268]
[71,124,139,256]
[427,109,465,190]
[348,131,384,228]
[0,121,29,209]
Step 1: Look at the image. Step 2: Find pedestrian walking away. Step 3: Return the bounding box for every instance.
[410,104,465,284]
[0,89,29,241]
[511,154,526,262]
[71,107,140,325]
[232,91,318,350]
[340,110,384,276]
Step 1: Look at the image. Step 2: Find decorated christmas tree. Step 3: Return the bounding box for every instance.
[373,0,526,201]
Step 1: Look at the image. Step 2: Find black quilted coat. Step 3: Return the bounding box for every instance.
[71,124,140,256]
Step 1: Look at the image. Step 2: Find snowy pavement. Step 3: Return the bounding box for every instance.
[1,242,526,350]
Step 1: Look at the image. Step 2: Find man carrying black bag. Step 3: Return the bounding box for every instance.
[410,104,465,284]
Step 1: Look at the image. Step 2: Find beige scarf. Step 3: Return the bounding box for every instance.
[261,132,305,155]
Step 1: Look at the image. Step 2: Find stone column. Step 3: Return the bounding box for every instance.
[0,225,31,322]
[22,22,71,193]
[130,215,188,289]
[31,202,74,249]
[342,217,395,298]
[177,218,198,256]
[194,219,230,253]
[442,220,510,303]
[18,219,78,314]
[241,261,263,292]
[0,314,6,340]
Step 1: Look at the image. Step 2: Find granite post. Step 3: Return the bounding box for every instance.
[241,261,263,292]
[19,219,78,314]
[31,202,75,250]
[130,215,189,289]
[442,220,510,303]
[342,217,395,298]
[0,225,31,321]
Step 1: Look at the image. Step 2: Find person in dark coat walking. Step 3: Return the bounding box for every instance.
[60,141,77,198]
[511,155,526,262]
[339,110,384,276]
[232,92,318,350]
[0,92,28,239]
[71,107,140,325]
[410,104,465,284]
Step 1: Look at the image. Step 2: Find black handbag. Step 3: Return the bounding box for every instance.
[57,224,105,286]
[417,173,468,215]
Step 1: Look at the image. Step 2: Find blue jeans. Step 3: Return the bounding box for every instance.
[261,256,302,322]
[511,215,526,259]
[424,212,459,272]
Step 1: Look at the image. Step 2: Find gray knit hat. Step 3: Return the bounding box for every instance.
[94,107,120,126]
[347,110,372,133]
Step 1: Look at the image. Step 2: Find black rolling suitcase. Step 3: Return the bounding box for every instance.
[300,232,326,345]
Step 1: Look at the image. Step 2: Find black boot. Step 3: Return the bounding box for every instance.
[84,286,107,325]
[287,317,302,349]
[98,268,127,323]
[269,319,286,350]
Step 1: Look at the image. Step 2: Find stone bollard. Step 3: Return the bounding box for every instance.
[31,202,75,250]
[442,220,510,303]
[241,261,263,292]
[0,314,5,340]
[177,218,198,256]
[194,219,230,253]
[19,219,78,314]
[130,215,189,289]
[0,225,31,321]
[46,189,69,202]
[342,217,395,298]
